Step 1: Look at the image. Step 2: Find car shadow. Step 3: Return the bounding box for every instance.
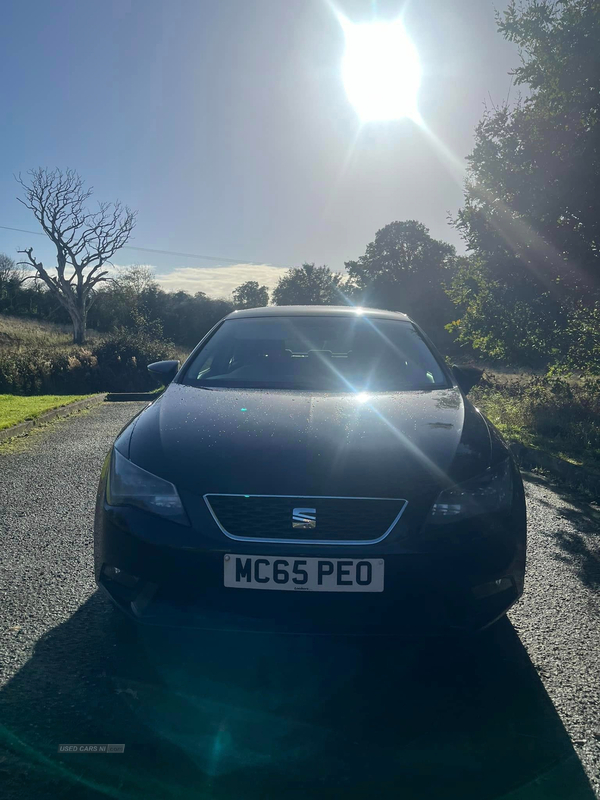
[0,592,594,800]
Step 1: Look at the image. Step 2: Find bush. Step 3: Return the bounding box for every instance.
[0,328,174,395]
[92,328,173,392]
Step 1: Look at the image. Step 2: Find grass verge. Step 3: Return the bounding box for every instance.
[0,394,91,431]
[471,373,600,474]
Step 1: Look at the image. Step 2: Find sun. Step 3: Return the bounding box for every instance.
[340,17,421,122]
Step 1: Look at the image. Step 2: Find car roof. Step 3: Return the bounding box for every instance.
[224,305,411,322]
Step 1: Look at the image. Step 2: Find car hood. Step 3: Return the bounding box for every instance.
[126,383,491,499]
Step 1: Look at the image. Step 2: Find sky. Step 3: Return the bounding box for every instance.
[0,0,519,298]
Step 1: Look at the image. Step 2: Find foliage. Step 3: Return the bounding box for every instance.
[160,292,234,347]
[446,256,563,366]
[450,0,600,369]
[448,257,600,370]
[345,221,457,346]
[232,280,269,309]
[0,265,69,322]
[87,267,234,348]
[92,325,174,392]
[272,263,345,306]
[0,394,90,431]
[549,301,600,375]
[0,254,27,314]
[0,314,175,395]
[472,372,600,470]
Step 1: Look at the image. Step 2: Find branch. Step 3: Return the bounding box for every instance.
[11,273,40,287]
[16,247,62,298]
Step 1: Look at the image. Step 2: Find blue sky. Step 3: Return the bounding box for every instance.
[0,0,518,297]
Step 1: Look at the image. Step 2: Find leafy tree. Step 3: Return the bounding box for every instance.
[117,264,158,296]
[232,280,269,309]
[345,220,456,342]
[162,292,233,347]
[0,254,26,313]
[88,265,161,333]
[446,256,564,365]
[497,0,600,293]
[272,263,344,305]
[0,253,18,285]
[89,281,234,348]
[16,168,136,343]
[450,0,600,367]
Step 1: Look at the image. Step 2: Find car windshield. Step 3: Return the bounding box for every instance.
[181,316,449,391]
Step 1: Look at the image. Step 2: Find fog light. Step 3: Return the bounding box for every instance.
[103,565,140,588]
[472,577,513,599]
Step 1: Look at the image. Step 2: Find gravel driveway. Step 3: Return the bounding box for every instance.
[0,402,598,799]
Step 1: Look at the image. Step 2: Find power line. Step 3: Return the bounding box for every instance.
[0,224,286,268]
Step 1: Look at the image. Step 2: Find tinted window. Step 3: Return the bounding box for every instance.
[182,316,449,391]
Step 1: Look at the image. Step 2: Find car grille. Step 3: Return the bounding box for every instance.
[204,495,407,543]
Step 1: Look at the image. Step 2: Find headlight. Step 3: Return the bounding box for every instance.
[106,449,189,526]
[426,459,513,525]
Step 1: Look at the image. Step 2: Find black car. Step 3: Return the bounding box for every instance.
[94,306,526,635]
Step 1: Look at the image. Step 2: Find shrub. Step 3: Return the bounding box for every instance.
[0,328,174,395]
[92,328,172,392]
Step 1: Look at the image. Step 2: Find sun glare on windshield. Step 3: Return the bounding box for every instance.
[340,17,421,122]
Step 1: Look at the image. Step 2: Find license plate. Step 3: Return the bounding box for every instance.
[223,554,384,592]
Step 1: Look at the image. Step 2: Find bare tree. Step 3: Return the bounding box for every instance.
[16,168,137,343]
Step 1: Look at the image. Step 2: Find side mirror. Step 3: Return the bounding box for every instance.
[452,364,483,395]
[147,360,180,385]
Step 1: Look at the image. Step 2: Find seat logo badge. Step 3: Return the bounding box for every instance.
[292,508,316,529]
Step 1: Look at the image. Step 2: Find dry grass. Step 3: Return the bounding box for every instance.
[0,315,101,353]
[0,314,190,360]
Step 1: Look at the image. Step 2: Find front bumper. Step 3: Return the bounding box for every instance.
[94,499,526,635]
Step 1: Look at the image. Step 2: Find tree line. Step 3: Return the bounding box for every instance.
[1,0,599,372]
[0,219,461,353]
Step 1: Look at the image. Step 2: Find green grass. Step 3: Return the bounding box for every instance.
[0,394,91,431]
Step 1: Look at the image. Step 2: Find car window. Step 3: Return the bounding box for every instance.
[182,316,449,391]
